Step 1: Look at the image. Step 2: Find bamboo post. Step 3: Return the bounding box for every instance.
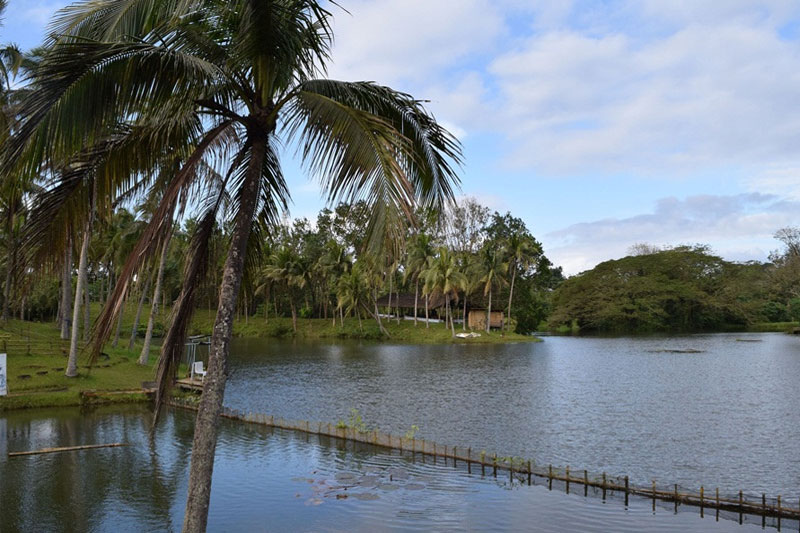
[412,438,415,454]
[8,442,128,457]
[566,466,570,494]
[467,448,471,474]
[624,476,629,506]
[762,493,766,529]
[481,451,485,476]
[739,490,743,525]
[700,486,704,518]
[584,469,588,497]
[652,480,657,512]
[602,472,606,500]
[493,454,497,477]
[529,462,533,486]
[453,446,457,467]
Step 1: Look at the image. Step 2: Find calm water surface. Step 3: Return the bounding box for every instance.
[0,406,773,532]
[224,332,800,496]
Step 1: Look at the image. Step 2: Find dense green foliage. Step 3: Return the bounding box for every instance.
[549,244,800,333]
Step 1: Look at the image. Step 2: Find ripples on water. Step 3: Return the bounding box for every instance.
[224,332,800,496]
[0,407,778,532]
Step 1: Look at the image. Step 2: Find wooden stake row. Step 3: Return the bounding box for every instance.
[171,398,800,522]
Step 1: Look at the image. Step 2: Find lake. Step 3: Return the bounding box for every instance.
[222,332,800,496]
[0,406,773,532]
[1,331,797,531]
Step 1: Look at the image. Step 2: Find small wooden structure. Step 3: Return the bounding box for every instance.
[468,309,504,330]
[176,377,204,392]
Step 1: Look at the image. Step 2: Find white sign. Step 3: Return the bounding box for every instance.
[0,353,6,396]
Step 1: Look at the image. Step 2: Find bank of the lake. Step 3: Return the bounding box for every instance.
[190,311,538,344]
[0,310,536,411]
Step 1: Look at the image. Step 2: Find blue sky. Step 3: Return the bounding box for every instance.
[5,0,800,274]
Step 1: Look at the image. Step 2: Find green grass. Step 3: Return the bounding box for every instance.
[747,321,799,332]
[187,310,540,344]
[1,305,537,411]
[0,318,164,411]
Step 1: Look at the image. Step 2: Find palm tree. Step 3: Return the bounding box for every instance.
[336,264,368,331]
[10,3,461,530]
[505,234,540,331]
[458,253,482,330]
[405,233,434,327]
[480,245,508,333]
[422,248,464,337]
[262,245,307,333]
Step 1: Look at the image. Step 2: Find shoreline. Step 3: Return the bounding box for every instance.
[0,315,538,411]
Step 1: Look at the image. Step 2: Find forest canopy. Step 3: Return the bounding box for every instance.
[548,239,800,334]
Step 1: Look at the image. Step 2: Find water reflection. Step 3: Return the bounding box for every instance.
[0,407,776,532]
[225,333,800,495]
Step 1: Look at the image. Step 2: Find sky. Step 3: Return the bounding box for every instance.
[4,0,800,274]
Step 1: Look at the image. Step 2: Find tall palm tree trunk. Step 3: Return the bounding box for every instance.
[413,279,419,326]
[139,230,172,365]
[129,272,151,351]
[66,219,91,377]
[507,266,517,332]
[290,298,297,333]
[486,288,492,333]
[83,269,90,342]
[112,297,125,348]
[425,293,429,328]
[448,297,456,337]
[61,244,72,340]
[463,294,468,331]
[183,134,266,533]
[2,202,15,322]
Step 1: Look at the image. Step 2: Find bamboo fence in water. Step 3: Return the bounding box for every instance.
[169,397,800,529]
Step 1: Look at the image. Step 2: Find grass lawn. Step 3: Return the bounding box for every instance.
[188,309,540,344]
[0,318,163,410]
[1,304,537,411]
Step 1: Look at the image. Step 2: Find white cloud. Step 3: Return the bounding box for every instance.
[327,0,505,87]
[487,20,800,175]
[545,193,800,274]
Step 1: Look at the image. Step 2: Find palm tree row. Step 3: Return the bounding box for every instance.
[0,1,462,531]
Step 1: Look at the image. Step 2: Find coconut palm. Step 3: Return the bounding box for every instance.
[504,233,541,331]
[422,247,464,337]
[262,245,308,333]
[480,245,508,333]
[9,2,460,530]
[405,232,435,327]
[336,263,368,331]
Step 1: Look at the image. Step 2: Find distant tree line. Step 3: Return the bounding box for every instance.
[548,229,800,333]
[1,197,562,340]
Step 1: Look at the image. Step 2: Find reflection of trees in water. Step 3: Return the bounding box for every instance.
[1,408,197,531]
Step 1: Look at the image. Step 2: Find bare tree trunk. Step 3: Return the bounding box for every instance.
[61,244,72,339]
[112,297,125,348]
[449,297,456,337]
[387,272,393,317]
[182,133,265,533]
[129,272,151,351]
[66,220,91,377]
[463,294,468,331]
[290,298,297,333]
[507,265,517,332]
[413,279,419,326]
[139,231,172,365]
[425,293,429,328]
[2,202,14,322]
[83,269,90,342]
[486,287,492,333]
